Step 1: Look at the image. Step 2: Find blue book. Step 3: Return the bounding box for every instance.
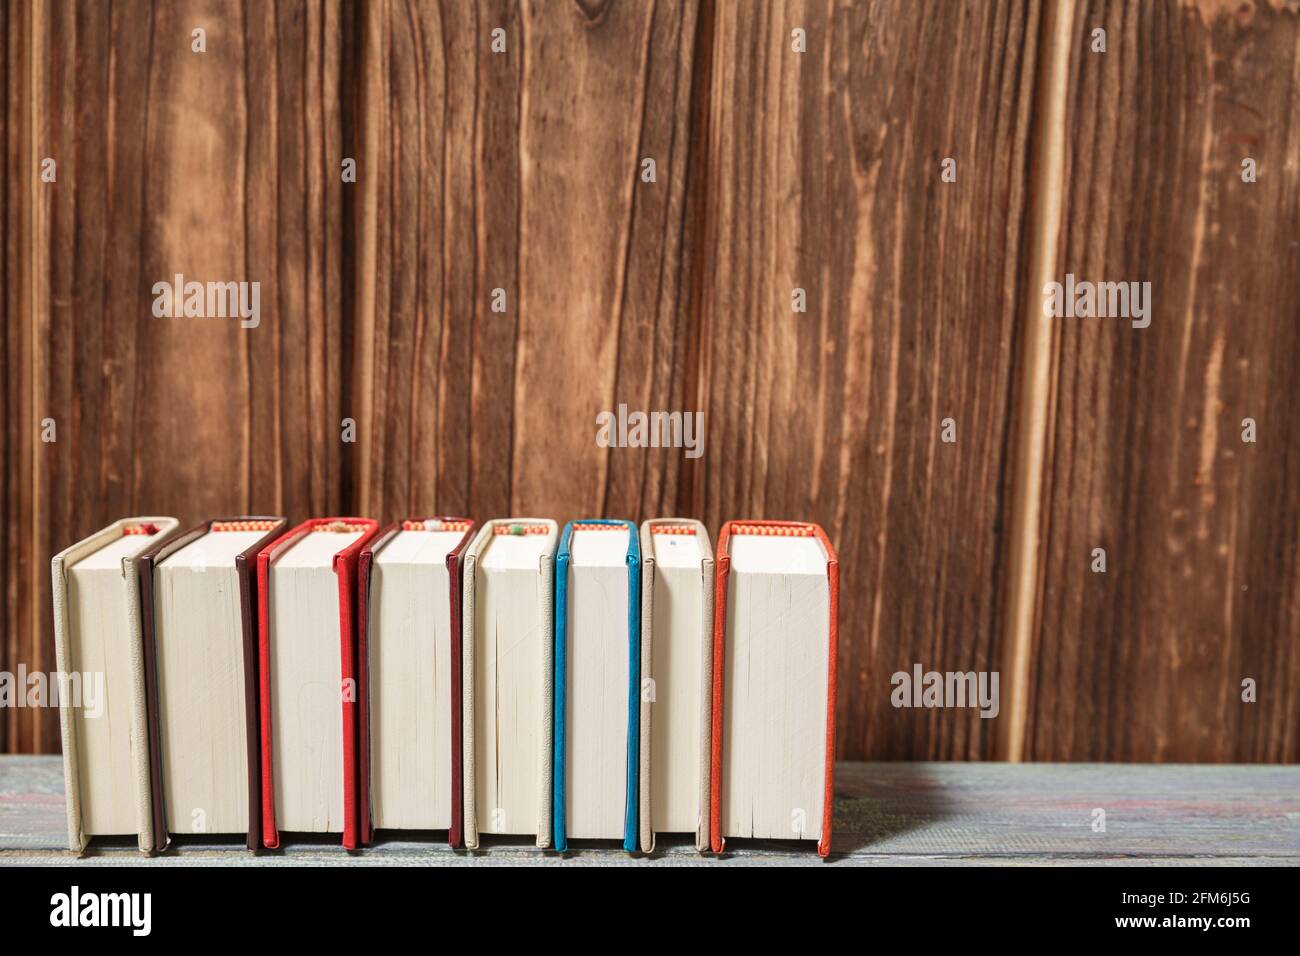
[552,519,640,852]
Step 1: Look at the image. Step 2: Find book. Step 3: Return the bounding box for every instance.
[51,517,180,853]
[637,519,714,853]
[357,517,475,846]
[709,520,839,857]
[257,517,379,849]
[138,517,287,851]
[552,519,640,851]
[460,519,558,849]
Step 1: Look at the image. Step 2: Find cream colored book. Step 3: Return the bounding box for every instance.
[460,519,558,849]
[358,517,475,843]
[140,517,285,851]
[552,519,639,852]
[51,517,179,853]
[711,520,839,857]
[259,518,376,848]
[638,519,713,853]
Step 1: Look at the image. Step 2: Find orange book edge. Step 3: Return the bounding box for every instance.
[709,520,838,858]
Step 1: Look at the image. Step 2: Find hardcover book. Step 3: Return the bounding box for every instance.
[139,517,287,851]
[709,520,839,857]
[357,517,475,846]
[552,519,640,852]
[51,517,180,853]
[460,519,558,849]
[257,517,379,849]
[638,519,713,853]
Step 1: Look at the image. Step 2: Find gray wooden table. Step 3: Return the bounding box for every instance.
[1,757,1296,865]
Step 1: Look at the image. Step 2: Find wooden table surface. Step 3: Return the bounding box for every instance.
[1,757,1296,866]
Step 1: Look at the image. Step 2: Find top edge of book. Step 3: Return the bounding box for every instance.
[729,533,828,576]
[643,519,708,567]
[71,521,173,570]
[210,519,283,533]
[725,520,830,574]
[162,529,267,569]
[567,520,633,568]
[651,524,698,536]
[274,527,367,569]
[650,534,703,568]
[492,522,552,536]
[375,527,469,566]
[400,518,473,533]
[729,521,818,538]
[481,532,554,570]
[312,520,373,534]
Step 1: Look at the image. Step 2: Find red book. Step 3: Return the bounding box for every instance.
[709,520,838,858]
[257,518,379,849]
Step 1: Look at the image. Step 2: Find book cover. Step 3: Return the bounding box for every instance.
[460,519,558,850]
[638,519,714,853]
[257,517,379,850]
[138,517,287,852]
[552,519,640,853]
[357,517,475,847]
[709,520,839,858]
[51,517,180,854]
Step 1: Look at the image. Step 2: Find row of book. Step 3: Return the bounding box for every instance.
[52,515,839,857]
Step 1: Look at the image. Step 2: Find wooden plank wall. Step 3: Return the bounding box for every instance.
[1026,0,1300,761]
[3,0,352,752]
[349,0,702,522]
[695,0,1039,760]
[3,0,1297,762]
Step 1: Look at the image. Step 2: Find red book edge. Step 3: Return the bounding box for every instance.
[257,517,379,850]
[709,520,838,858]
[357,529,395,847]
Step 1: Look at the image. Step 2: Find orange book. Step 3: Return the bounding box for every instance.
[709,520,838,857]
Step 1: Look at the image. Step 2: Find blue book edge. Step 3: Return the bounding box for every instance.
[551,519,640,854]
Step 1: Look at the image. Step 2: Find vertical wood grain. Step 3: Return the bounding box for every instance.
[1,0,7,754]
[591,0,703,521]
[4,0,1299,763]
[1027,0,1300,761]
[351,0,701,525]
[3,0,47,753]
[2,0,32,753]
[510,0,702,521]
[693,0,1041,759]
[3,0,347,753]
[351,0,529,522]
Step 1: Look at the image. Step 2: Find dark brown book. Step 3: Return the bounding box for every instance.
[139,517,287,852]
[358,517,475,847]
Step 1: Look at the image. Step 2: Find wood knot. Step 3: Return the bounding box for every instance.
[573,0,613,25]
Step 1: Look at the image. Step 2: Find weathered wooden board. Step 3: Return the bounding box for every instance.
[1025,0,1300,761]
[510,0,704,523]
[348,0,519,521]
[2,757,1296,864]
[3,1,1298,763]
[692,0,1042,759]
[350,0,702,524]
[2,0,27,756]
[2,0,350,752]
